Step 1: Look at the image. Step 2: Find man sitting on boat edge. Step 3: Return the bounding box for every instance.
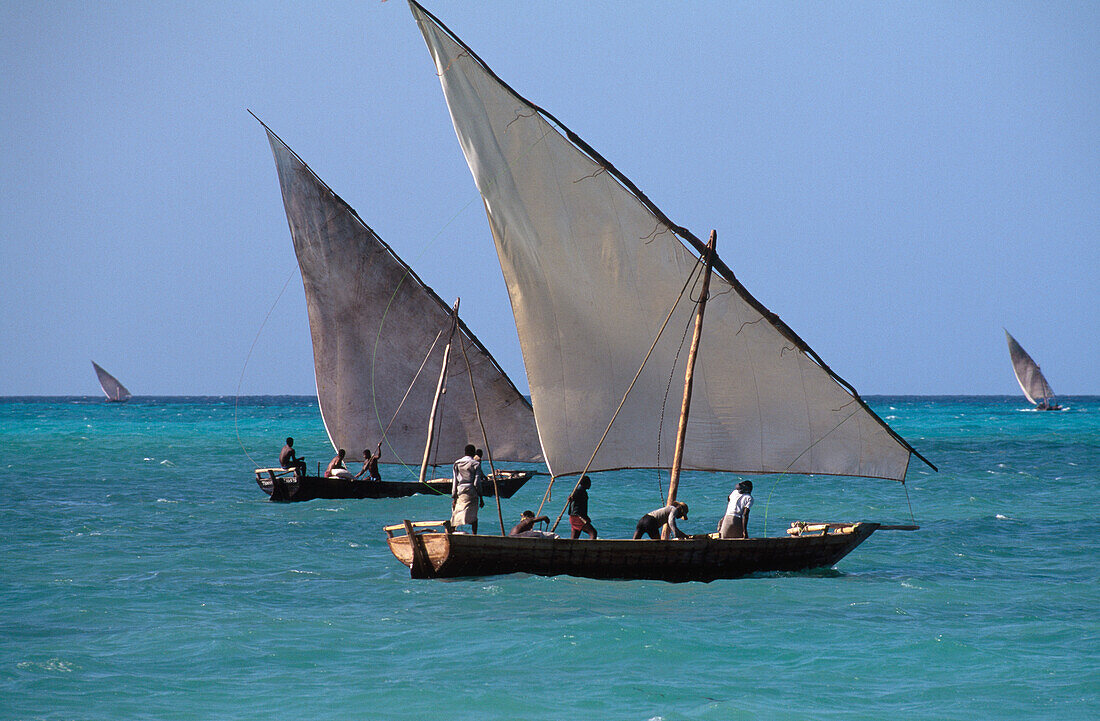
[279,437,306,477]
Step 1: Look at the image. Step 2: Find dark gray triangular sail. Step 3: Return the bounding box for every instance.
[1005,330,1056,406]
[259,119,543,465]
[91,361,131,402]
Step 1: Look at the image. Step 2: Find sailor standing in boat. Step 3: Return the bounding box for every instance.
[451,444,485,534]
[567,476,598,539]
[717,480,753,539]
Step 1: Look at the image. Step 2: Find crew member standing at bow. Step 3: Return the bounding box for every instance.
[450,444,485,534]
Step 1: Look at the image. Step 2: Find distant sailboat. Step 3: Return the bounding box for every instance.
[385,2,935,582]
[1005,330,1062,411]
[91,361,131,402]
[251,116,543,502]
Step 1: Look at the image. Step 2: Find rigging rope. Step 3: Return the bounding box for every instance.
[384,322,452,492]
[383,328,445,439]
[550,260,703,533]
[235,266,298,468]
[367,123,559,473]
[760,406,860,536]
[654,286,699,504]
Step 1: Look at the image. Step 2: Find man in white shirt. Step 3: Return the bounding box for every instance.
[450,444,485,534]
[718,480,753,539]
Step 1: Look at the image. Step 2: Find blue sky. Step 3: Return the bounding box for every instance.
[1,1,1096,396]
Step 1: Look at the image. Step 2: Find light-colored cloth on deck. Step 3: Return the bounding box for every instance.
[511,530,559,539]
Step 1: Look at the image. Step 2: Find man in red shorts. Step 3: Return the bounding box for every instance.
[567,475,597,539]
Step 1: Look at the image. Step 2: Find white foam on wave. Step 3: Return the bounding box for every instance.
[995,514,1008,520]
[17,658,75,673]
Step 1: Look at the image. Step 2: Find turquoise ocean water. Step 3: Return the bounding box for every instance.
[1,396,1096,720]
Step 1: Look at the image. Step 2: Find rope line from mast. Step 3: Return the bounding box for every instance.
[381,324,451,489]
[760,407,860,536]
[654,290,699,505]
[549,259,703,533]
[235,265,298,468]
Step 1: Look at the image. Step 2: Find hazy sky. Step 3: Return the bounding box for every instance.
[1,1,1096,396]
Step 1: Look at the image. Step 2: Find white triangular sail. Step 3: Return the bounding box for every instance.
[91,361,131,402]
[262,122,543,465]
[411,2,928,481]
[1005,330,1055,406]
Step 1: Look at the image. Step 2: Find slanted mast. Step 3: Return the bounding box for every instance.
[258,117,543,466]
[409,1,931,482]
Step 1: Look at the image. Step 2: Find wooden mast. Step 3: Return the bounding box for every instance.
[662,230,716,537]
[418,299,460,485]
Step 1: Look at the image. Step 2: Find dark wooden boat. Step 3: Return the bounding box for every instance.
[255,468,532,502]
[386,520,899,582]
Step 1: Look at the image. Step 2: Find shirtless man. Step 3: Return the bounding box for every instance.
[508,510,557,538]
[325,449,353,479]
[354,443,382,481]
[279,437,306,476]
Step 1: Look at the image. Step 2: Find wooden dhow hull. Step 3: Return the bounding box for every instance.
[386,521,881,582]
[255,469,532,502]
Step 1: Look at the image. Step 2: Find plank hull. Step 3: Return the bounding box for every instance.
[256,470,532,502]
[387,523,880,582]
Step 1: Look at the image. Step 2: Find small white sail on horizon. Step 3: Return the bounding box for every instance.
[91,361,131,402]
[259,118,543,467]
[410,0,931,482]
[1004,330,1058,408]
